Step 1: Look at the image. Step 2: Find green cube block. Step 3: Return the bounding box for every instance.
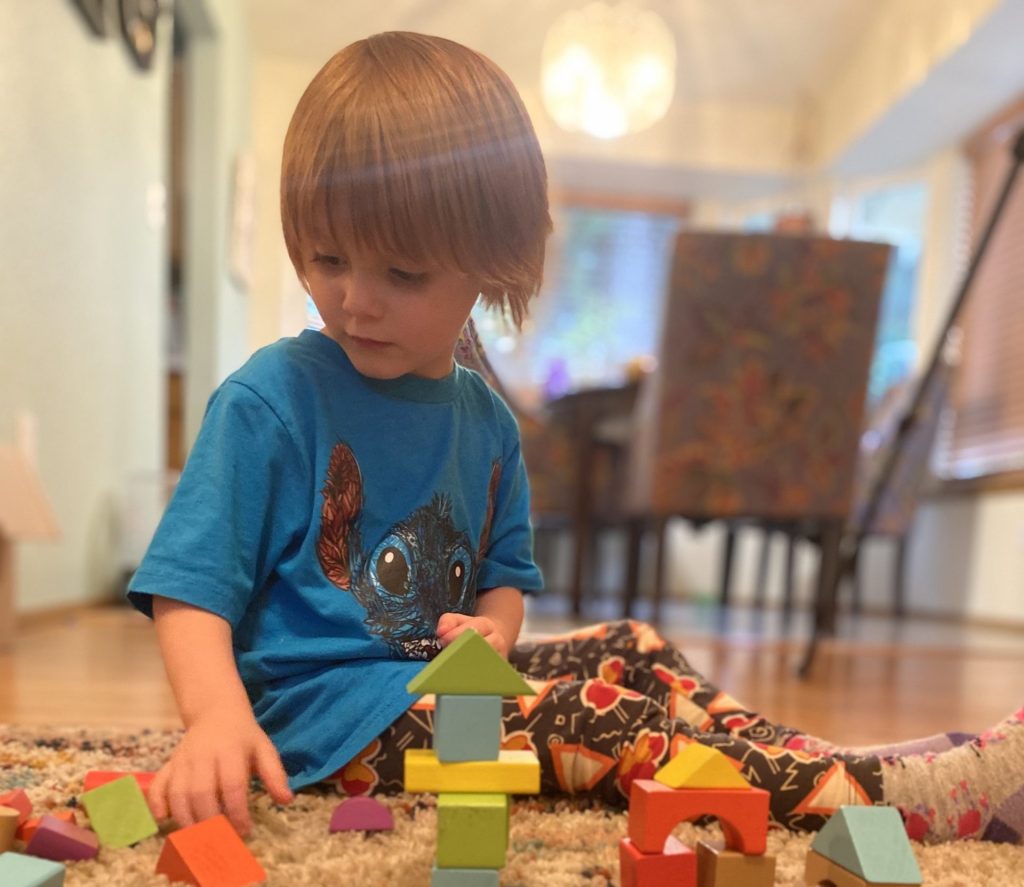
[0,851,65,887]
[436,793,508,869]
[79,775,158,848]
[431,865,499,886]
[435,695,501,762]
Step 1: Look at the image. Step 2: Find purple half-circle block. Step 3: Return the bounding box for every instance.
[25,814,100,861]
[329,796,395,833]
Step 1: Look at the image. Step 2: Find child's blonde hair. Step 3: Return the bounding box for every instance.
[281,32,551,327]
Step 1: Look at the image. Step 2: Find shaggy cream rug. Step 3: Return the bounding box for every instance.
[2,726,1022,886]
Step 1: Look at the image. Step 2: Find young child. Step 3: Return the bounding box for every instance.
[128,31,1024,848]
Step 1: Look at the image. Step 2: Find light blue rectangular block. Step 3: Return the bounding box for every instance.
[435,694,501,762]
[431,865,500,886]
[0,852,65,887]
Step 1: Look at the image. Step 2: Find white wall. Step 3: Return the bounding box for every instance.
[0,0,253,616]
[0,5,169,610]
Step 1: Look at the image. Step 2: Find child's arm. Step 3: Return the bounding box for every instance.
[147,596,293,836]
[437,585,524,658]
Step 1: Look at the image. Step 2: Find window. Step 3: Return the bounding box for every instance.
[944,97,1024,480]
[830,182,929,406]
[475,196,684,407]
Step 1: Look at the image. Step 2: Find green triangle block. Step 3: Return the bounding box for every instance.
[406,630,535,696]
[810,806,922,884]
[80,775,158,849]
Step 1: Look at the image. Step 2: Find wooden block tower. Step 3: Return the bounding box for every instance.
[620,742,776,887]
[405,630,539,887]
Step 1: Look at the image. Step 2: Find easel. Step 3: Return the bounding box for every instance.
[799,125,1024,677]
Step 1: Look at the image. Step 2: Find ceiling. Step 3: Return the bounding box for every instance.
[243,1,1024,199]
[244,0,882,106]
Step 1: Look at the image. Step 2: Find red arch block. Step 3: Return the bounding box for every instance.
[628,780,769,855]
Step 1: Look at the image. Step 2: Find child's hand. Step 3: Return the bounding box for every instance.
[147,707,293,837]
[437,612,510,658]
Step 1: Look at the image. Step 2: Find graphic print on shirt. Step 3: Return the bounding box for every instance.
[317,442,500,660]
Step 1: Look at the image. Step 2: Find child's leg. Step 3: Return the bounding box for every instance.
[513,620,833,751]
[512,620,969,759]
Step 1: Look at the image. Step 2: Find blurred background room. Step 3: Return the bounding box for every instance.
[1,0,1023,745]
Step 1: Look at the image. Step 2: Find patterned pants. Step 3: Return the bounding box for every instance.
[329,620,884,832]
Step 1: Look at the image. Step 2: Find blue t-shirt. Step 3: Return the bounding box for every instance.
[128,329,542,788]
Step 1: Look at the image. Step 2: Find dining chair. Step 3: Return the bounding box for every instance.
[621,231,891,661]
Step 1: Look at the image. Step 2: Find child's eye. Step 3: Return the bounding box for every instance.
[390,267,428,285]
[312,252,342,266]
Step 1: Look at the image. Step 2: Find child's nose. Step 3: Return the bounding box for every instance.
[342,274,384,318]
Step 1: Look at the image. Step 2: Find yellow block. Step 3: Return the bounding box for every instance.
[654,742,751,790]
[404,749,540,794]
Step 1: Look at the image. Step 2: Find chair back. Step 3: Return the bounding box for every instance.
[627,231,891,521]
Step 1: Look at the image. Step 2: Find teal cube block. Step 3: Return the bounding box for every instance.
[436,793,508,869]
[0,851,65,887]
[431,866,499,886]
[435,694,501,762]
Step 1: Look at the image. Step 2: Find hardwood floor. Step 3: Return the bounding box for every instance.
[1,603,1022,747]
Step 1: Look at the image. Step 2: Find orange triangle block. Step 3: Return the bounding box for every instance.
[155,814,266,886]
[654,742,751,790]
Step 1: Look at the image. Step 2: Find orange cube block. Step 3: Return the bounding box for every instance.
[628,780,769,856]
[620,835,697,887]
[83,770,156,795]
[155,814,266,887]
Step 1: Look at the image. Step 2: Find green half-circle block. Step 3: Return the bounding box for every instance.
[406,629,535,697]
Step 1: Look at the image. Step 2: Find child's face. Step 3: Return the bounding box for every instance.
[303,244,482,380]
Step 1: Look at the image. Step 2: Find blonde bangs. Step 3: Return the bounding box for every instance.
[281,32,551,326]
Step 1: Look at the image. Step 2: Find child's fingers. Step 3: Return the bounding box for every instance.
[147,766,170,821]
[436,612,466,636]
[217,755,253,837]
[255,737,294,806]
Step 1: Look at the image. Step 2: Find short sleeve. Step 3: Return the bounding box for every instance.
[475,412,544,595]
[127,380,311,626]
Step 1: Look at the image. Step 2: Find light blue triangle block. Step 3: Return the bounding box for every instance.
[810,806,922,884]
[0,852,66,887]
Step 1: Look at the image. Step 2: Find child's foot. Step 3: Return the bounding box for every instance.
[882,708,1024,843]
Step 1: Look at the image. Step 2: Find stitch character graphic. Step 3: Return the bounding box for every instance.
[317,442,499,660]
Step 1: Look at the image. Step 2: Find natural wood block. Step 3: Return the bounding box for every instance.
[806,849,881,886]
[83,770,156,795]
[79,774,158,848]
[404,749,540,794]
[619,835,697,887]
[654,743,751,790]
[1,807,20,853]
[16,810,76,844]
[0,790,32,826]
[155,814,267,887]
[436,793,508,869]
[810,806,921,885]
[328,796,394,832]
[628,780,769,856]
[696,839,775,887]
[407,630,534,697]
[430,866,500,886]
[0,851,65,887]
[24,816,99,862]
[435,695,501,762]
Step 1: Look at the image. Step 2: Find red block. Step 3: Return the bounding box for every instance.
[628,780,769,856]
[83,770,156,795]
[156,814,266,887]
[0,789,32,826]
[620,835,697,887]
